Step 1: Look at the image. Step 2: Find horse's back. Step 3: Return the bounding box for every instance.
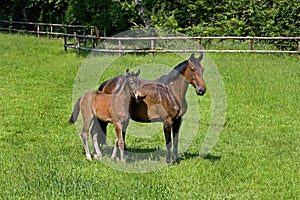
[99,75,123,94]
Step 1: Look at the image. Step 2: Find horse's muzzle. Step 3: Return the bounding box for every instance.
[196,87,206,96]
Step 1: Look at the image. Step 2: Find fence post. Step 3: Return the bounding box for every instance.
[118,40,122,55]
[74,32,80,55]
[64,35,67,51]
[78,35,81,56]
[91,27,95,48]
[37,25,40,37]
[250,38,254,50]
[198,38,202,49]
[298,40,300,60]
[50,25,53,37]
[74,32,77,48]
[150,39,154,56]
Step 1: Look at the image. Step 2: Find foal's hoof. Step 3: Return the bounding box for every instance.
[94,154,103,160]
[120,159,126,164]
[86,155,92,161]
[111,156,116,162]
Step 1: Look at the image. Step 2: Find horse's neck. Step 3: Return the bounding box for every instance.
[167,74,188,103]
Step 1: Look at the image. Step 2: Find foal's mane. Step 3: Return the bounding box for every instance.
[156,60,188,84]
[113,74,130,94]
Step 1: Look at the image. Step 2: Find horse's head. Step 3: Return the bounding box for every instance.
[125,69,144,102]
[185,53,206,96]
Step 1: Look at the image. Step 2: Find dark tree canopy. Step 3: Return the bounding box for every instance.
[1,0,299,38]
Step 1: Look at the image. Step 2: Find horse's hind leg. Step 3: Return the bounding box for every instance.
[99,120,108,145]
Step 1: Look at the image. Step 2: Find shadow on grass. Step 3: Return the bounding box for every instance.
[179,152,221,163]
[84,145,221,164]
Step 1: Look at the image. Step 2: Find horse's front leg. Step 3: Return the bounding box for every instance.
[164,118,173,165]
[172,117,182,164]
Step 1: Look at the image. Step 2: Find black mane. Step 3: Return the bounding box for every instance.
[156,60,188,84]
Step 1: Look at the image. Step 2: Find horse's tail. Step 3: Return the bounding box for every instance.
[68,97,81,124]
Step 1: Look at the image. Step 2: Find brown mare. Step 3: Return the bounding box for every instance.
[93,53,206,164]
[69,69,141,163]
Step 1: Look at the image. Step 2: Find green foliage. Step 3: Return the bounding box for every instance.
[0,0,70,23]
[65,0,140,36]
[0,34,300,199]
[1,0,299,45]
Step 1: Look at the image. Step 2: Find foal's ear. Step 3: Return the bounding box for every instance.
[198,52,203,61]
[135,69,140,77]
[189,52,195,61]
[126,69,130,74]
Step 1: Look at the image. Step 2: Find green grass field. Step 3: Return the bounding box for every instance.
[0,33,299,199]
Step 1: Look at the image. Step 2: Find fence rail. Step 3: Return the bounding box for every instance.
[1,20,300,56]
[0,20,99,51]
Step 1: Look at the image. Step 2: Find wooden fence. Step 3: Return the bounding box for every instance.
[1,20,300,56]
[0,20,99,51]
[89,36,300,54]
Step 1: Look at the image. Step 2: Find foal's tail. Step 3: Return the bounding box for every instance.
[68,97,81,124]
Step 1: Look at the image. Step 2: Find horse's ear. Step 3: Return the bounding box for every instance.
[135,69,140,77]
[126,69,130,74]
[189,53,195,61]
[198,52,203,61]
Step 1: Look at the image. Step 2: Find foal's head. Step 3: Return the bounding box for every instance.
[184,53,206,96]
[124,69,144,101]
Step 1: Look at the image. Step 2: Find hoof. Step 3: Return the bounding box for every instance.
[87,155,92,161]
[111,156,116,162]
[166,160,172,166]
[120,160,126,164]
[94,154,103,160]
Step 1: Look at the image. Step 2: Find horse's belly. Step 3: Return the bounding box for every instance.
[130,103,166,122]
[148,105,167,121]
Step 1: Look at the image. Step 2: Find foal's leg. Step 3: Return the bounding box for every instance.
[172,117,182,163]
[164,118,173,165]
[91,117,103,160]
[111,137,118,162]
[91,118,108,145]
[111,122,126,163]
[81,116,93,161]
